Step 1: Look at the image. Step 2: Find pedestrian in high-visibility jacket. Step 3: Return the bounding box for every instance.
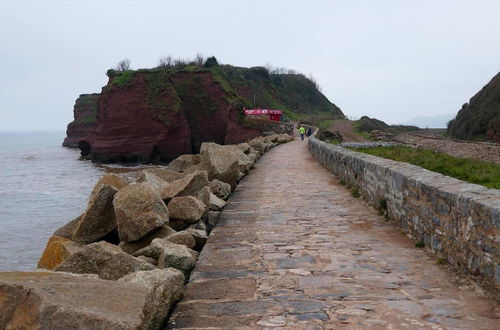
[299,126,305,141]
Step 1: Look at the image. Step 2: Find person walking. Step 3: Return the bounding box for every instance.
[306,127,312,137]
[299,126,305,141]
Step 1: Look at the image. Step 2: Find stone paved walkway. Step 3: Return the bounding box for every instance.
[168,140,499,329]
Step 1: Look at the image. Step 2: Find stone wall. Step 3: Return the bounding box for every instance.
[308,135,500,292]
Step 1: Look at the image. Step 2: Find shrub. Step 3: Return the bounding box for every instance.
[158,55,173,68]
[415,241,425,248]
[436,257,446,265]
[194,53,205,66]
[203,56,219,68]
[115,58,131,71]
[379,198,388,212]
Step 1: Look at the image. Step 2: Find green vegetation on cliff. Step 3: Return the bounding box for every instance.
[111,70,136,88]
[354,116,419,135]
[74,94,100,124]
[222,65,343,119]
[447,72,500,142]
[104,58,345,123]
[352,145,500,189]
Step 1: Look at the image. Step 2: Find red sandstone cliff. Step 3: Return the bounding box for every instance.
[65,69,262,163]
[64,63,344,163]
[63,93,100,148]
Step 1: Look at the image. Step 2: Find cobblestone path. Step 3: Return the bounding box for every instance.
[168,140,499,329]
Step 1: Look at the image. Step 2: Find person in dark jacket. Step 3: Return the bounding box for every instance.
[306,127,312,137]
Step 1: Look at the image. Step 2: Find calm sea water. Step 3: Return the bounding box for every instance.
[0,132,104,270]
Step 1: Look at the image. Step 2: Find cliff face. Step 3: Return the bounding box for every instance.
[63,93,100,148]
[64,64,344,163]
[447,72,500,142]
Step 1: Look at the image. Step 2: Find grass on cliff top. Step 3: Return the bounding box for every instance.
[112,70,136,87]
[351,145,500,189]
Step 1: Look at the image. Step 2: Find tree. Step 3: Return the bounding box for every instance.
[158,55,173,68]
[115,58,131,71]
[308,73,322,92]
[203,56,219,68]
[173,58,187,67]
[194,53,205,66]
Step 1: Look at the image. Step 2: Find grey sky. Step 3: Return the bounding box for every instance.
[1,0,499,131]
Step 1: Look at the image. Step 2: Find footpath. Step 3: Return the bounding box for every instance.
[168,139,499,329]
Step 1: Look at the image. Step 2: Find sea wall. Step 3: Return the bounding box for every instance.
[308,135,500,292]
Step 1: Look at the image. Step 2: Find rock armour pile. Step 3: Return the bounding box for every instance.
[0,133,293,329]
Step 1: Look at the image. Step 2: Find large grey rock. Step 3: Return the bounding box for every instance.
[248,138,267,154]
[55,241,154,280]
[275,133,293,143]
[199,142,241,189]
[185,228,208,251]
[37,236,83,270]
[208,192,227,211]
[133,238,172,260]
[118,225,176,255]
[222,145,255,174]
[166,231,196,249]
[166,154,200,172]
[207,211,221,231]
[118,170,147,184]
[113,182,169,242]
[136,255,157,266]
[0,271,165,330]
[182,162,205,175]
[118,168,184,185]
[141,171,169,194]
[91,173,129,192]
[157,242,197,275]
[264,134,280,144]
[53,216,80,239]
[167,196,207,223]
[237,142,251,154]
[188,220,207,233]
[248,148,260,163]
[209,179,232,200]
[197,186,226,210]
[161,171,209,200]
[72,184,118,244]
[168,219,190,231]
[144,167,185,183]
[134,239,196,275]
[118,268,184,329]
[197,185,212,206]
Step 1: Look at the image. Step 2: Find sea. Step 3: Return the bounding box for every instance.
[0,131,105,270]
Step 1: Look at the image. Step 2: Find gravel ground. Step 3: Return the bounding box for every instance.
[340,142,403,148]
[395,132,500,164]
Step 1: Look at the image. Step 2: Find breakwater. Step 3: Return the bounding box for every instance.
[308,135,500,294]
[0,134,293,329]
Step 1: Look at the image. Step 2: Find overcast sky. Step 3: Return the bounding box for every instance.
[1,0,499,131]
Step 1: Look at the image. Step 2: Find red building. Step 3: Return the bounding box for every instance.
[243,109,283,122]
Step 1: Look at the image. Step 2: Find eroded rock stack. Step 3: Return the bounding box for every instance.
[0,133,293,330]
